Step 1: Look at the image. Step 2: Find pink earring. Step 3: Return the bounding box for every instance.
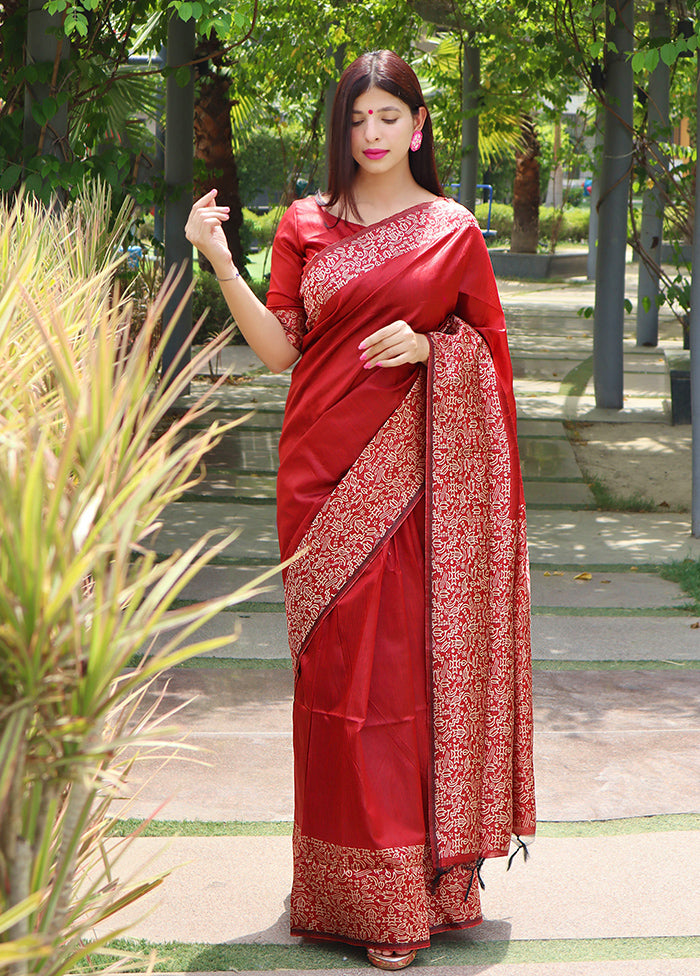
[410,130,423,152]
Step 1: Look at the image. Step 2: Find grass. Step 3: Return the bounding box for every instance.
[112,812,700,839]
[74,936,700,972]
[110,819,293,837]
[583,474,658,512]
[660,558,700,613]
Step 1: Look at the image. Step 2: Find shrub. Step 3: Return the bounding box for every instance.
[192,270,235,343]
[474,202,513,239]
[0,184,272,973]
[242,205,286,250]
[539,206,590,243]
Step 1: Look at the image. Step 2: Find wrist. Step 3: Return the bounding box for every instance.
[418,333,430,364]
[212,258,239,282]
[216,268,240,283]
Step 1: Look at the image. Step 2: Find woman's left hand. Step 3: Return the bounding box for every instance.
[358,320,430,369]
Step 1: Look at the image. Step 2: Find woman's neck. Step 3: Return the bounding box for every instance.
[349,170,436,225]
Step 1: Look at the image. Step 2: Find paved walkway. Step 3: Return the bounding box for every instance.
[107,267,700,975]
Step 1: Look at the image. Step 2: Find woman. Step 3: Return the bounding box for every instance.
[185,49,535,972]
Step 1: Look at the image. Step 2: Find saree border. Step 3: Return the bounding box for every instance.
[300,200,478,328]
[284,373,426,671]
[290,824,483,948]
[425,317,535,867]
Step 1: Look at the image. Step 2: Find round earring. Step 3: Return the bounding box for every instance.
[410,130,423,152]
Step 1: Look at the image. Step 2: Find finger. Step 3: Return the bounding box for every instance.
[362,341,410,368]
[366,350,411,369]
[191,188,218,211]
[358,320,408,350]
[196,209,230,223]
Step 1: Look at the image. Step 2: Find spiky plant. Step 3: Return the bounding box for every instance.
[0,185,273,974]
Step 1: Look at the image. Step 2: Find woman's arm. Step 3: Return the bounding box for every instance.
[185,189,300,373]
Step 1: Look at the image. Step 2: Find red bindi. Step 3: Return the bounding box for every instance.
[368,109,373,114]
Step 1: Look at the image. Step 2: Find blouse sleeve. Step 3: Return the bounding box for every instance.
[266,202,308,352]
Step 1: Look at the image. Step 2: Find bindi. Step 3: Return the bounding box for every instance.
[368,109,373,114]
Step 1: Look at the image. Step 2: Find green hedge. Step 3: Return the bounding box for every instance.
[473,202,590,243]
[539,206,590,242]
[242,206,286,250]
[192,272,269,347]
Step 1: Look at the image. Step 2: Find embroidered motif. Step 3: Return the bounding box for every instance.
[284,376,426,670]
[271,306,307,350]
[300,202,478,327]
[427,318,535,863]
[291,825,482,947]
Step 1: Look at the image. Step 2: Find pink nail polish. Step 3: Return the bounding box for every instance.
[359,352,367,362]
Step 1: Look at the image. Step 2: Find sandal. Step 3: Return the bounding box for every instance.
[366,947,417,971]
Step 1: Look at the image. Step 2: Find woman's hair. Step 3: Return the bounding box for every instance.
[324,50,443,221]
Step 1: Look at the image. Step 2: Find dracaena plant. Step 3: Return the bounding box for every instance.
[0,184,273,975]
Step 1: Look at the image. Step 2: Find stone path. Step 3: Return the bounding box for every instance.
[107,277,700,975]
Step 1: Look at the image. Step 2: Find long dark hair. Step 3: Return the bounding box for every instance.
[325,50,443,221]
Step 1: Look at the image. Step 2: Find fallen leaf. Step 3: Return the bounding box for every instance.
[574,572,592,581]
[630,566,638,572]
[691,622,700,630]
[543,571,551,577]
[553,571,564,576]
[601,579,611,584]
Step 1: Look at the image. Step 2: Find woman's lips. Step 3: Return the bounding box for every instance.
[363,149,389,159]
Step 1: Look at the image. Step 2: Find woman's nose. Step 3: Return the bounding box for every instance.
[365,117,379,140]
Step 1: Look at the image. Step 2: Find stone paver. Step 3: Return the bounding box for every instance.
[112,271,700,975]
[530,569,688,608]
[120,668,700,824]
[96,832,700,944]
[526,510,700,564]
[147,610,700,662]
[532,615,700,661]
[158,502,700,566]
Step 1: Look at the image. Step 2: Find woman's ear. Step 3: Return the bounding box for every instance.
[414,106,427,132]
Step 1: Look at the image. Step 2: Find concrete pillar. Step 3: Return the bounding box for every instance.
[161,15,195,388]
[587,108,604,281]
[459,44,480,214]
[593,0,634,410]
[689,52,700,535]
[636,2,671,347]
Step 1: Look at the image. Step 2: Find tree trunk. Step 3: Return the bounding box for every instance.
[510,115,540,253]
[193,37,244,273]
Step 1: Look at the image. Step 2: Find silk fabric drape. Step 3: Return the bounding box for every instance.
[267,197,535,949]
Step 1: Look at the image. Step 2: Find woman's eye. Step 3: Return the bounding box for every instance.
[382,118,398,124]
[351,120,363,127]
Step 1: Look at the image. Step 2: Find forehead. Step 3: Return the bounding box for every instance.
[352,87,406,113]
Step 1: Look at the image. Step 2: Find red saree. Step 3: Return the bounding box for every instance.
[266,197,535,950]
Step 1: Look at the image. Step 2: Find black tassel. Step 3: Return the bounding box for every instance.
[507,836,531,871]
[430,865,454,893]
[464,857,486,901]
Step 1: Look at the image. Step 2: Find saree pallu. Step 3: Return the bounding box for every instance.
[272,199,535,950]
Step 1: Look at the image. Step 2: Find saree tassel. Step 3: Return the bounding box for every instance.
[463,857,486,902]
[507,836,531,871]
[430,865,454,893]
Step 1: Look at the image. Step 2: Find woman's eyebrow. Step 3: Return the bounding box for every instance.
[352,106,401,114]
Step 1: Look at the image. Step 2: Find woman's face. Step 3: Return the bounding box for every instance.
[350,86,425,176]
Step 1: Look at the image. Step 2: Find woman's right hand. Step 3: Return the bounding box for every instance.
[185,189,234,274]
